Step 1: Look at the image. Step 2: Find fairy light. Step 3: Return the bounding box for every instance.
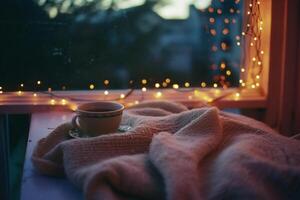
[162,82,168,87]
[134,100,139,105]
[20,83,24,87]
[0,87,2,90]
[104,80,109,85]
[226,70,231,76]
[220,62,226,69]
[256,75,260,80]
[165,78,171,83]
[172,84,179,89]
[33,93,37,97]
[61,99,67,105]
[50,99,56,105]
[89,84,95,90]
[104,90,109,95]
[235,92,240,97]
[18,91,22,95]
[201,82,206,88]
[37,81,41,85]
[155,83,160,88]
[120,93,125,99]
[142,79,147,85]
[213,83,218,88]
[184,82,190,88]
[155,91,162,98]
[142,87,147,92]
[0,91,3,94]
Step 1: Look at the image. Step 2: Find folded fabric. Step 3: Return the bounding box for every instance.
[32,101,300,200]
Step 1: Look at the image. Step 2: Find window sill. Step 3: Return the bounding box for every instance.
[0,88,266,114]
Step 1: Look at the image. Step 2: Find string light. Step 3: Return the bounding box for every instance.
[37,81,41,85]
[165,78,171,83]
[33,93,37,97]
[61,99,67,105]
[155,83,160,88]
[104,90,109,95]
[184,82,190,88]
[50,99,56,105]
[89,84,95,90]
[172,84,179,89]
[142,87,147,92]
[104,80,109,85]
[120,93,125,99]
[155,91,162,98]
[142,79,147,85]
[201,82,206,88]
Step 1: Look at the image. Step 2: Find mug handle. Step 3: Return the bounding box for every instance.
[72,115,80,130]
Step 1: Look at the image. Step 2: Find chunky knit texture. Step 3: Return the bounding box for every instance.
[32,101,300,200]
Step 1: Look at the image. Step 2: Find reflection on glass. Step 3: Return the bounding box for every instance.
[1,0,243,90]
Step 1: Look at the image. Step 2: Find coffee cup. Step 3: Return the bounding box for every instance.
[72,101,124,137]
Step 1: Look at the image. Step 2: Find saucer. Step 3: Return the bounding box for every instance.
[69,125,132,139]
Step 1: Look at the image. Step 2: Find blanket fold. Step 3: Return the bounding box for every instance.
[32,101,300,200]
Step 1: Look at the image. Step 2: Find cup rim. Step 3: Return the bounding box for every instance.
[76,101,124,116]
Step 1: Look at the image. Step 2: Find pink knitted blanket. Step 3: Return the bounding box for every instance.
[32,101,300,200]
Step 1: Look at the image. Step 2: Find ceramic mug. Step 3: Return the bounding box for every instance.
[72,101,124,137]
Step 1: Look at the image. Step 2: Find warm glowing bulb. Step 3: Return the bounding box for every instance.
[0,87,2,90]
[142,79,147,84]
[20,83,24,87]
[256,83,260,87]
[226,70,231,76]
[155,83,160,88]
[261,50,264,54]
[254,37,257,41]
[89,84,95,90]
[257,1,261,5]
[252,57,256,61]
[235,92,240,97]
[220,62,226,69]
[251,84,256,89]
[201,82,206,88]
[142,87,147,92]
[250,42,254,46]
[209,18,215,23]
[249,3,253,7]
[260,27,263,31]
[50,99,56,105]
[48,88,52,92]
[155,91,162,98]
[18,91,22,95]
[242,32,245,36]
[242,83,246,87]
[61,99,67,105]
[120,94,125,99]
[241,68,245,72]
[134,100,139,105]
[184,82,190,88]
[162,82,168,87]
[237,42,241,46]
[258,61,262,65]
[213,83,218,88]
[239,79,243,83]
[33,93,37,97]
[173,84,179,89]
[104,90,109,95]
[37,81,41,85]
[104,80,109,85]
[165,78,171,83]
[256,75,260,79]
